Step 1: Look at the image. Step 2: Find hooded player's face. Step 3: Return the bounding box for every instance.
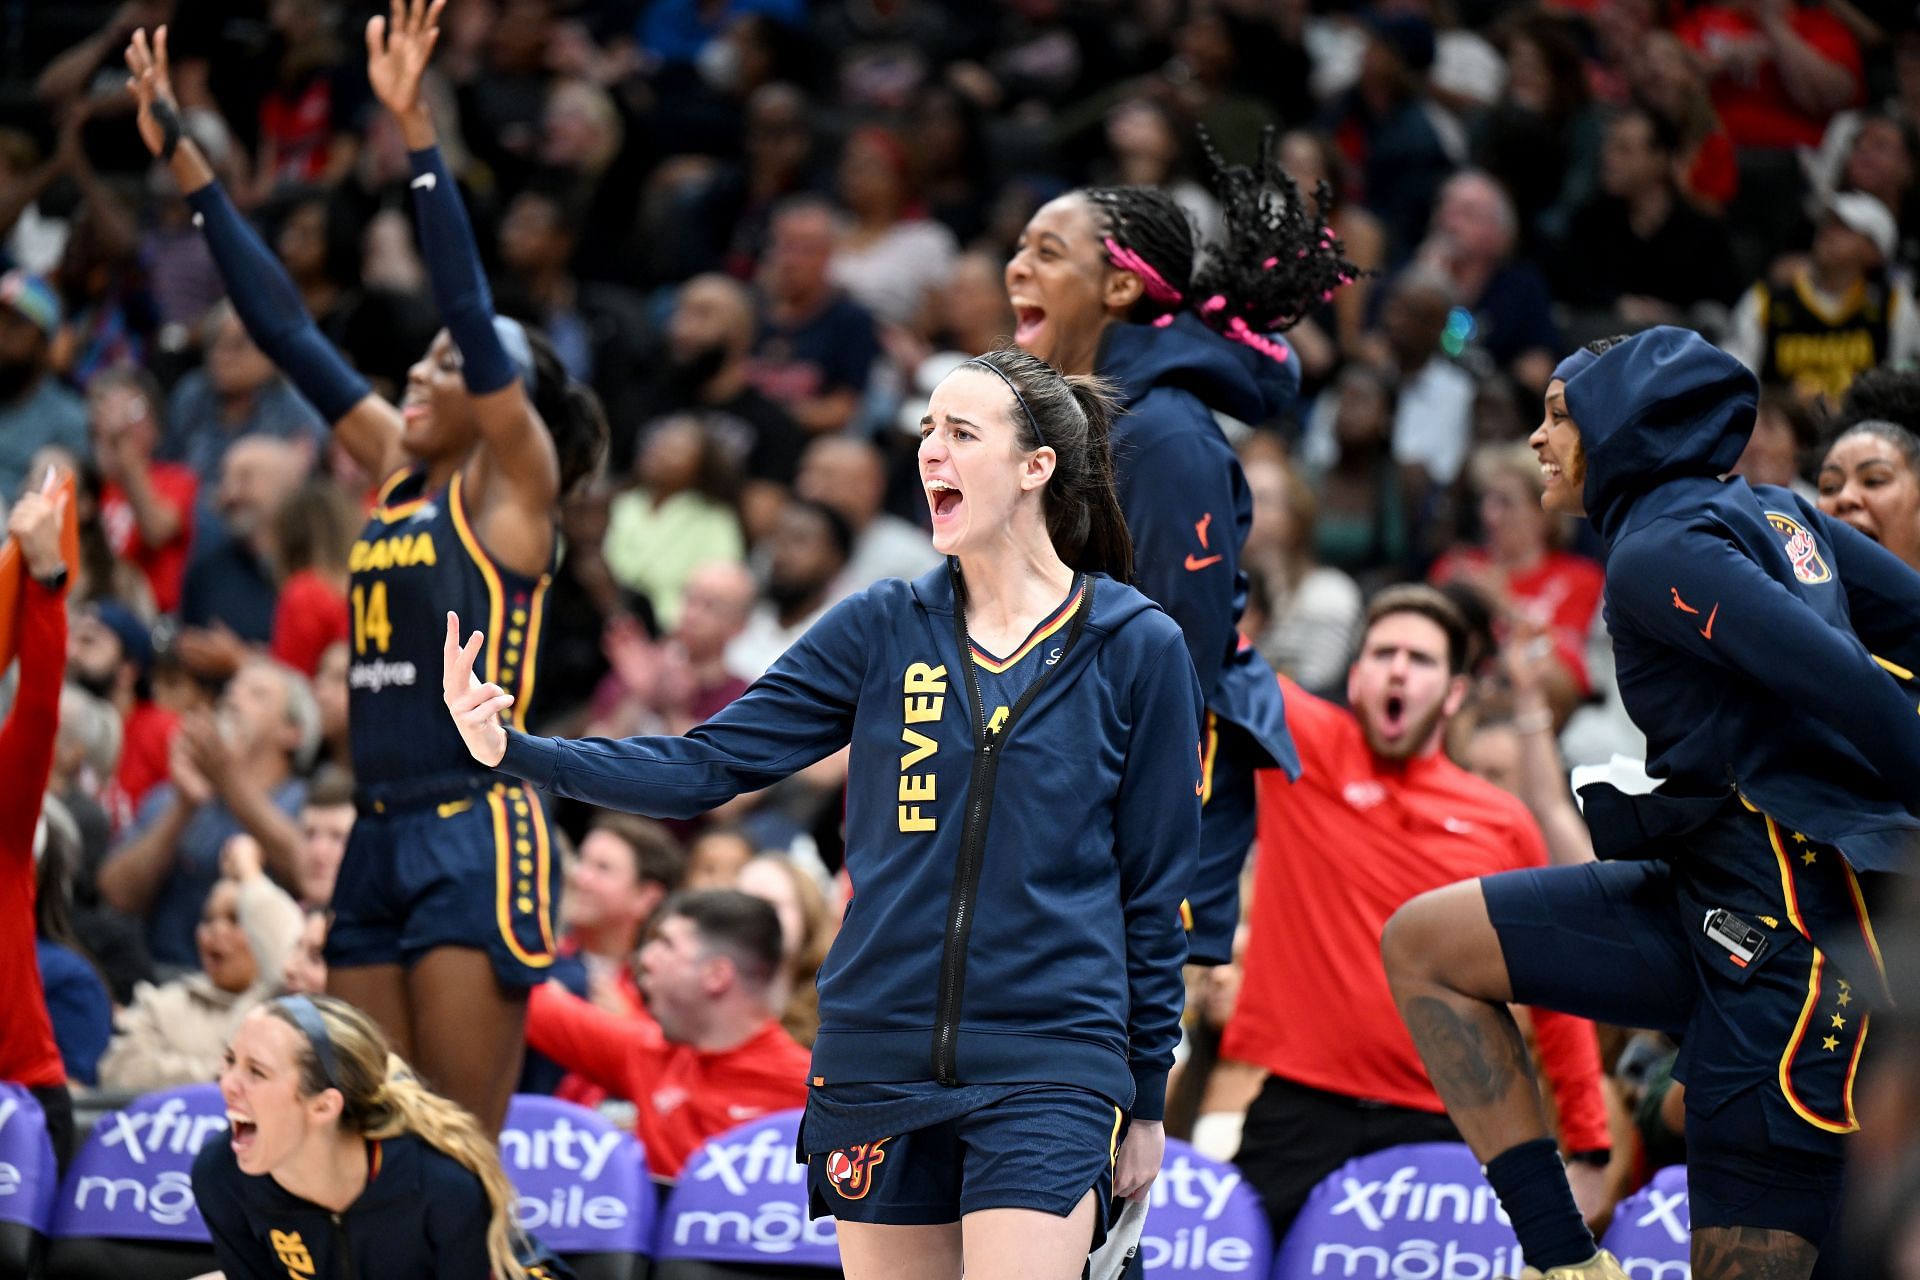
[1530,380,1588,516]
[1347,612,1467,762]
[219,1010,339,1177]
[918,367,1056,560]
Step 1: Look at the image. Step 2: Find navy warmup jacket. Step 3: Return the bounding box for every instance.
[499,566,1205,1120]
[1566,327,1920,875]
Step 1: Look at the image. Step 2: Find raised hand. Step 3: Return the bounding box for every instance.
[122,25,178,160]
[7,482,68,581]
[443,610,511,767]
[367,0,446,121]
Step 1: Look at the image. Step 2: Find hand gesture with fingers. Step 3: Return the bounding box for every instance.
[444,611,511,767]
[123,26,180,161]
[367,0,446,120]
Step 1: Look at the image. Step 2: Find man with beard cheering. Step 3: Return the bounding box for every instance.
[1220,585,1610,1240]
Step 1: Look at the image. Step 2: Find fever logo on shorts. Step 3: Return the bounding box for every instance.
[824,1139,891,1201]
[1766,511,1832,584]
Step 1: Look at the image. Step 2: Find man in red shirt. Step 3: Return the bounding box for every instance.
[1,484,73,1162]
[526,889,810,1180]
[1676,0,1861,151]
[67,600,173,831]
[1223,585,1610,1238]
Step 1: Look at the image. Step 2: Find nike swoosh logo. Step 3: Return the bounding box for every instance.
[410,172,437,191]
[1184,554,1223,571]
[1699,603,1718,639]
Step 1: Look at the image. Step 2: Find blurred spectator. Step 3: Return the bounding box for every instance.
[794,436,939,592]
[1732,389,1819,496]
[683,82,818,283]
[1472,16,1603,250]
[312,639,351,771]
[1241,448,1363,699]
[1222,587,1611,1238]
[828,126,958,328]
[1409,171,1561,392]
[1628,31,1740,210]
[273,187,436,398]
[587,562,756,739]
[69,599,174,826]
[268,479,355,677]
[0,129,71,278]
[524,889,811,1179]
[814,0,962,114]
[1809,110,1920,271]
[1304,363,1427,592]
[881,251,1017,446]
[1817,417,1920,570]
[35,804,114,1089]
[97,658,315,969]
[1430,443,1605,717]
[246,0,368,200]
[496,187,650,430]
[603,415,746,631]
[1278,129,1387,362]
[1836,364,1920,434]
[280,908,329,995]
[142,166,225,336]
[1723,191,1919,403]
[725,498,852,680]
[51,683,119,879]
[1675,0,1862,152]
[71,458,159,619]
[746,197,881,435]
[1099,96,1223,248]
[90,367,196,615]
[736,853,835,1047]
[294,763,354,908]
[641,0,805,70]
[179,434,307,653]
[162,303,324,487]
[95,870,301,1091]
[1319,12,1460,262]
[909,84,993,245]
[1555,106,1742,330]
[685,826,758,890]
[561,814,685,1013]
[624,272,807,539]
[0,271,86,498]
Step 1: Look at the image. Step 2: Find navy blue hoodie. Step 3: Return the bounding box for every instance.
[193,1134,568,1280]
[499,566,1204,1119]
[1565,327,1920,874]
[1098,314,1300,778]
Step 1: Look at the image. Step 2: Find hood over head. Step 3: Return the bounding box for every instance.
[1561,326,1757,545]
[1097,312,1300,426]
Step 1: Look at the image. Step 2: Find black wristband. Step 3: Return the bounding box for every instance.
[32,565,68,594]
[1566,1149,1611,1168]
[150,98,182,162]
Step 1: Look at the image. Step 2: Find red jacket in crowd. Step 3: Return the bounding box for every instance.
[1224,677,1612,1155]
[525,981,810,1179]
[1,575,68,1089]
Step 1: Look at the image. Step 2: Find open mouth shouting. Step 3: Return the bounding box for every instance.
[1011,299,1046,349]
[227,1109,259,1156]
[1380,692,1408,739]
[926,477,964,527]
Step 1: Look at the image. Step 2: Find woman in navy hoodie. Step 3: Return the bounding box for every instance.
[446,349,1204,1278]
[1004,135,1360,966]
[1383,328,1920,1280]
[193,994,563,1279]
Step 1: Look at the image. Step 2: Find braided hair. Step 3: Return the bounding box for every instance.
[1086,126,1365,359]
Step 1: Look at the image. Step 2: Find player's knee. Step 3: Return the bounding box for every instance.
[1380,890,1449,990]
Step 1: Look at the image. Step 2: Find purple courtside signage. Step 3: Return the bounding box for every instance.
[0,1084,57,1234]
[499,1094,653,1255]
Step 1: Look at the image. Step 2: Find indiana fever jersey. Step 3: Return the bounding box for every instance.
[347,467,550,803]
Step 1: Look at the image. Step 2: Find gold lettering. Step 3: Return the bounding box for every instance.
[900,728,938,770]
[899,774,935,803]
[898,806,937,832]
[904,694,944,723]
[903,663,948,695]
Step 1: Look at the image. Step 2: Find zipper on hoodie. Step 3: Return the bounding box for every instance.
[332,1212,353,1280]
[931,568,1094,1084]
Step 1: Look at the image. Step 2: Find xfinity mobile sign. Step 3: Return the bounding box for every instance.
[52,1084,227,1241]
[0,1085,58,1234]
[655,1110,840,1265]
[498,1095,653,1254]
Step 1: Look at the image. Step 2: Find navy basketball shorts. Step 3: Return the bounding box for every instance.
[1480,803,1881,1247]
[325,781,563,990]
[806,1086,1122,1242]
[1188,715,1256,967]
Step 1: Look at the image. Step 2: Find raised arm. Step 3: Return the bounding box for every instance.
[369,0,560,527]
[124,27,406,482]
[445,593,868,816]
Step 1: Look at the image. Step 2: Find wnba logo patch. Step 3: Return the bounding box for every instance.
[824,1139,891,1200]
[1766,511,1832,584]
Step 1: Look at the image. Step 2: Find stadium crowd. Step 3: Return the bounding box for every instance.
[4,0,1920,1273]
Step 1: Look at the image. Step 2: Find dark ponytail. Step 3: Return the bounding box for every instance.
[520,325,609,496]
[962,345,1133,582]
[1087,126,1366,360]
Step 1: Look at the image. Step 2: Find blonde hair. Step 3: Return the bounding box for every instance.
[265,997,528,1280]
[741,855,837,1047]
